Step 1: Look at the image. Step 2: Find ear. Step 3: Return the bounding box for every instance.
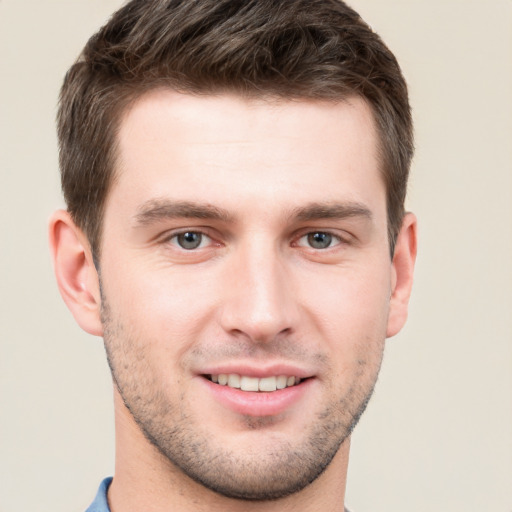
[48,210,103,336]
[386,212,417,338]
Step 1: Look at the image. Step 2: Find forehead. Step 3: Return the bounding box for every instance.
[110,89,384,219]
[117,89,377,156]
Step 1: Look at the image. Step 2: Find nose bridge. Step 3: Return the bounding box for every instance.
[220,234,297,342]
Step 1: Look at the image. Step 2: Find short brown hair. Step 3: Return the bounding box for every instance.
[58,0,413,260]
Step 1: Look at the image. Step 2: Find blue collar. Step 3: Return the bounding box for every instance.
[85,477,112,512]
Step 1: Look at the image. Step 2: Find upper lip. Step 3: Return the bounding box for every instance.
[197,363,314,379]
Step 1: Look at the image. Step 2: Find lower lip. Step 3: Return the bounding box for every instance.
[200,377,313,417]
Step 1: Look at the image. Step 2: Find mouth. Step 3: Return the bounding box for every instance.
[200,371,314,416]
[204,374,305,392]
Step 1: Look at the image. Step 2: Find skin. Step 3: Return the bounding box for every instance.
[49,91,416,512]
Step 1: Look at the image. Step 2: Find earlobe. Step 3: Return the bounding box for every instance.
[48,210,103,336]
[386,212,417,338]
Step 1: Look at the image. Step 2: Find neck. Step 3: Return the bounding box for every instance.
[109,389,349,512]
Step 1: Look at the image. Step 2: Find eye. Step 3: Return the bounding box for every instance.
[170,231,211,250]
[298,231,340,249]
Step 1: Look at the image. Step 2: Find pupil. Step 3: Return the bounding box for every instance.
[178,232,201,249]
[308,232,332,249]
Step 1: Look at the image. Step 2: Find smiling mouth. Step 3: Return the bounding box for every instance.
[205,374,304,392]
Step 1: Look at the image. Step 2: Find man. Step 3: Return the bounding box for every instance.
[49,0,417,510]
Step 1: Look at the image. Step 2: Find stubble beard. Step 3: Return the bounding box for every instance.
[101,296,383,502]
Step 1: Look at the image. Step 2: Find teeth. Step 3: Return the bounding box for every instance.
[259,376,276,392]
[240,376,259,391]
[209,374,302,392]
[227,374,240,388]
[276,375,287,389]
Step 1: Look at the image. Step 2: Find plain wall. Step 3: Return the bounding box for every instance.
[1,1,511,511]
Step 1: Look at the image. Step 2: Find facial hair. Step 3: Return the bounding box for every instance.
[101,293,383,501]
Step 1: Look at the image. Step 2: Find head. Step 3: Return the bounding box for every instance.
[51,0,416,504]
[58,0,413,263]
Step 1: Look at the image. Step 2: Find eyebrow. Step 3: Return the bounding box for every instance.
[133,198,373,227]
[134,199,234,226]
[291,202,373,222]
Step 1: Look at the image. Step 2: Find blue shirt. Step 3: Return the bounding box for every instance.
[85,477,112,512]
[85,477,351,511]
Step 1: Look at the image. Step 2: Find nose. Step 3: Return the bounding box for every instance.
[219,239,299,344]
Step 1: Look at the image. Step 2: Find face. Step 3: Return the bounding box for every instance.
[99,91,395,500]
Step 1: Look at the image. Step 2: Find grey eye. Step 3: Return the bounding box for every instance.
[176,232,204,250]
[307,232,333,249]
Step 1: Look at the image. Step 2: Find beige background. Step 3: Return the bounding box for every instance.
[1,1,511,511]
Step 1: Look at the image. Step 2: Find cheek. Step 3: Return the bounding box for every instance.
[102,260,221,351]
[300,262,391,361]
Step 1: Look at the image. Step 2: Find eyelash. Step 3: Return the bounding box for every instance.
[163,229,347,251]
[295,231,344,250]
[166,230,214,250]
